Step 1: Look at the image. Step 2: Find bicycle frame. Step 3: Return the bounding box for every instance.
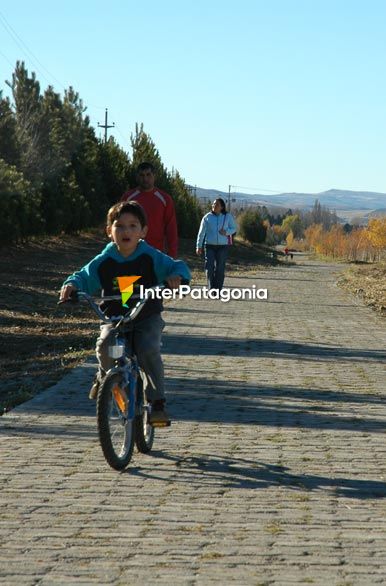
[61,285,166,469]
[107,332,139,422]
[75,287,165,414]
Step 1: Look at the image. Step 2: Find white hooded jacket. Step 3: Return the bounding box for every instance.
[196,212,237,248]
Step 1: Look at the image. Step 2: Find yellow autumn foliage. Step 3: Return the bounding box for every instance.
[302,216,386,261]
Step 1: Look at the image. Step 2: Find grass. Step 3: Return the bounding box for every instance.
[338,260,386,315]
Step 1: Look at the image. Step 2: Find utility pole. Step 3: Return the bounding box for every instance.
[98,108,115,143]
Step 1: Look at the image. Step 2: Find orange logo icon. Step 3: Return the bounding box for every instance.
[117,276,141,306]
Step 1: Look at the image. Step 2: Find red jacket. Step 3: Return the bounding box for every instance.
[121,187,178,258]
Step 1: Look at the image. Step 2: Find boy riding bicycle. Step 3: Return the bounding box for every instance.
[59,201,190,425]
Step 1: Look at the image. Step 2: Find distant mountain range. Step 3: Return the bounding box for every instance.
[195,187,386,216]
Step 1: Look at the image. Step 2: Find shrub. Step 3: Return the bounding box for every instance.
[238,209,267,243]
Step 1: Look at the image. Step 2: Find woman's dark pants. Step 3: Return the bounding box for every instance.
[204,244,229,290]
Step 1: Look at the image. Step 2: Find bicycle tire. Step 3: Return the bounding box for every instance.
[97,372,135,470]
[135,370,155,453]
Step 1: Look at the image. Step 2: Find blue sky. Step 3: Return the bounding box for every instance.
[1,0,386,194]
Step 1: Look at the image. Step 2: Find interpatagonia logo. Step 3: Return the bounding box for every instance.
[117,276,141,306]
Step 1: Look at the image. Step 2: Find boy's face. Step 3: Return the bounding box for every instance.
[107,212,147,257]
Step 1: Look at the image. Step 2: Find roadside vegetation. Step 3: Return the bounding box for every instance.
[234,199,385,314]
[283,210,386,315]
[300,217,386,262]
[0,62,201,245]
[337,261,386,315]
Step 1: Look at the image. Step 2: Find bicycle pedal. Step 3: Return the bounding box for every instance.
[151,421,171,428]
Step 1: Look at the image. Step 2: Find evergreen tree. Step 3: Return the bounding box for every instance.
[0,159,43,243]
[129,123,201,237]
[129,123,168,188]
[39,84,104,231]
[168,170,201,238]
[0,92,20,166]
[98,137,131,205]
[1,63,202,242]
[9,61,46,183]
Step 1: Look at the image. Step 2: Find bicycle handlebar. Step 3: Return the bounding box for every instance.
[59,285,167,324]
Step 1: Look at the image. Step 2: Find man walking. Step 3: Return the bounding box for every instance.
[121,162,178,258]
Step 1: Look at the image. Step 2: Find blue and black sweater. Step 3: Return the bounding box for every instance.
[63,240,191,321]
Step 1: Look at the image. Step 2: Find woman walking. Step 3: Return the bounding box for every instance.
[196,198,237,291]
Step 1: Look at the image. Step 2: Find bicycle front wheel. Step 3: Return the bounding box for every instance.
[135,371,155,453]
[97,373,135,470]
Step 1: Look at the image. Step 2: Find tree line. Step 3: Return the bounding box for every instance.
[302,218,386,262]
[0,62,201,245]
[236,199,340,246]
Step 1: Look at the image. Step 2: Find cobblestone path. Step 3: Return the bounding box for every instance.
[1,254,385,585]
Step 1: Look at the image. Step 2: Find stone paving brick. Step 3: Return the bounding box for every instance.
[0,255,385,584]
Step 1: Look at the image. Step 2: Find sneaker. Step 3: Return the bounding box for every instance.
[149,400,171,427]
[89,377,100,400]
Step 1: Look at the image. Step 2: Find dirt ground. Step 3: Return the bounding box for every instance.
[0,231,272,413]
[0,231,105,412]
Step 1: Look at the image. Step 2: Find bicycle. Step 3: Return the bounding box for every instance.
[60,286,167,471]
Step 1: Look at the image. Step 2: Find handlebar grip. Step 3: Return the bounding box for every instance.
[57,290,79,305]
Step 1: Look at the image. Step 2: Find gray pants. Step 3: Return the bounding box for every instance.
[95,313,165,402]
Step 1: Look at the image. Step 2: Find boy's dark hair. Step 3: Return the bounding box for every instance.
[107,201,148,229]
[136,161,156,174]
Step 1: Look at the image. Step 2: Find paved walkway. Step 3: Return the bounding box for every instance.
[1,254,385,585]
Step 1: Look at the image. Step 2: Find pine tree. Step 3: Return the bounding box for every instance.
[98,137,131,205]
[0,92,20,166]
[129,123,168,188]
[9,61,46,183]
[0,159,43,243]
[129,123,201,237]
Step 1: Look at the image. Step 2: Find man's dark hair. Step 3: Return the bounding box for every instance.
[107,201,148,229]
[136,161,156,174]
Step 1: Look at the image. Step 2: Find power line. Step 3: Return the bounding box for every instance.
[0,48,15,69]
[113,124,131,151]
[0,9,66,90]
[0,10,109,118]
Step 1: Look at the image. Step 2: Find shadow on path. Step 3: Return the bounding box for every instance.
[168,377,385,433]
[129,450,386,499]
[128,451,386,499]
[2,378,384,435]
[163,333,386,363]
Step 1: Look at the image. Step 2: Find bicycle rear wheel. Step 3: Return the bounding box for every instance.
[97,372,134,470]
[135,370,155,453]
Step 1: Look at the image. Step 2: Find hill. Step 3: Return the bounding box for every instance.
[195,187,386,214]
